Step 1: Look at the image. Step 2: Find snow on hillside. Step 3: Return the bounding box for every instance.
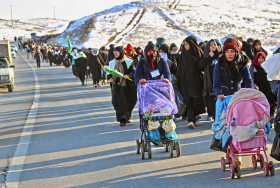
[0,18,70,40]
[48,0,280,49]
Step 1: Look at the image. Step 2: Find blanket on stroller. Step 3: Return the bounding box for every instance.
[212,96,233,150]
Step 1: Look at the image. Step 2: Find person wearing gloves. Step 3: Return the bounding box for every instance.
[213,38,253,100]
[75,49,87,86]
[87,48,105,87]
[107,46,137,126]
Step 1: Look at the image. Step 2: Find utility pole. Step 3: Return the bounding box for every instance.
[10,5,13,28]
[53,7,56,20]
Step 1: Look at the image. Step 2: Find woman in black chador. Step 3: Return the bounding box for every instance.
[87,48,105,87]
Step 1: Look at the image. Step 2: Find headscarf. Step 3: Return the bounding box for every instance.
[159,44,171,63]
[113,46,127,86]
[252,52,266,68]
[144,43,160,69]
[202,39,219,97]
[253,40,264,56]
[183,36,203,58]
[92,48,99,56]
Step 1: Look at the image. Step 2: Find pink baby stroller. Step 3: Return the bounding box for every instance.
[221,88,275,178]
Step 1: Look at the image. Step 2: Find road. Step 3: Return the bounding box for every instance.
[0,49,280,188]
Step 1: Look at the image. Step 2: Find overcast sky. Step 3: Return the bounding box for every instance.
[0,0,133,21]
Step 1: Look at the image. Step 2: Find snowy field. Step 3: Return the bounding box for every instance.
[2,0,280,50]
[0,18,70,40]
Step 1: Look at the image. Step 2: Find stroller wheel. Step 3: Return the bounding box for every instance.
[169,141,174,158]
[147,141,152,159]
[136,139,140,154]
[176,141,181,157]
[230,165,235,179]
[141,140,145,160]
[252,155,257,169]
[221,157,226,171]
[259,154,264,168]
[236,164,241,179]
[263,162,269,176]
[164,142,169,152]
[269,161,275,176]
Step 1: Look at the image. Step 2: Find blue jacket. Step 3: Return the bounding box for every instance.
[134,58,171,84]
[213,56,253,96]
[34,52,42,61]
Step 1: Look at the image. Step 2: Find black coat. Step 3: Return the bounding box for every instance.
[176,50,205,114]
[249,65,276,103]
[107,60,137,122]
[87,53,105,81]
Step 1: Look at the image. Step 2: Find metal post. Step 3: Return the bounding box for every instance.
[10,5,13,21]
[53,7,56,20]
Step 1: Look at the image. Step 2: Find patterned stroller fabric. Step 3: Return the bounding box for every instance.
[137,80,178,115]
[227,88,270,142]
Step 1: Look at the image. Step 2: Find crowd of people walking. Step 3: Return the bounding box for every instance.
[18,35,278,129]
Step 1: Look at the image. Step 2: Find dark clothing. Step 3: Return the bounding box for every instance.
[108,44,115,62]
[241,41,252,59]
[213,54,253,96]
[87,53,105,82]
[199,40,221,119]
[249,65,277,116]
[75,57,87,84]
[250,40,268,61]
[176,41,205,121]
[34,52,42,61]
[107,60,137,122]
[48,51,53,65]
[249,65,276,102]
[134,58,171,84]
[36,59,41,68]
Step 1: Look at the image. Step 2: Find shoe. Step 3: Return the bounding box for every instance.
[188,122,195,129]
[82,83,84,86]
[120,120,126,126]
[196,115,201,121]
[207,116,213,121]
[182,116,187,120]
[94,84,97,87]
[127,117,131,123]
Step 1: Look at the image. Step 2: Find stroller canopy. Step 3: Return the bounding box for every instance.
[227,88,270,142]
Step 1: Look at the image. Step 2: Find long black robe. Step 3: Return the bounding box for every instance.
[87,53,105,82]
[176,47,205,115]
[75,56,87,84]
[107,59,137,122]
[199,41,220,118]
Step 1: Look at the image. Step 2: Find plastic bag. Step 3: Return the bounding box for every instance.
[137,80,178,115]
[162,120,176,132]
[148,121,160,131]
[261,53,280,81]
[174,90,186,118]
[150,129,161,145]
[271,133,280,161]
[165,130,178,140]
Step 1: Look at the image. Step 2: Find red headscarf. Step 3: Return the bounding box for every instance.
[252,52,266,68]
[125,44,134,53]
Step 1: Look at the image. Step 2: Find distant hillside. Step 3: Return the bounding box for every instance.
[50,0,280,48]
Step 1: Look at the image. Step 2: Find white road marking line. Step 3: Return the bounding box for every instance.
[4,52,40,188]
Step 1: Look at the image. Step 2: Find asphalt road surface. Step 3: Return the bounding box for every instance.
[1,49,280,188]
